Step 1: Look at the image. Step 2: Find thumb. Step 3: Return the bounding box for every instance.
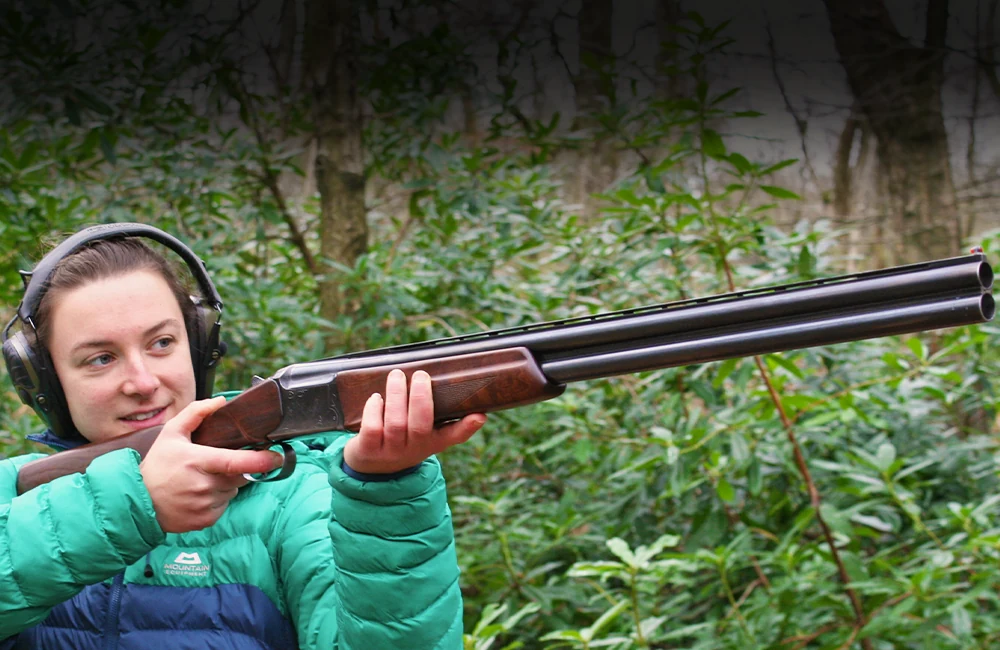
[198,448,285,476]
[435,413,487,451]
[160,396,228,441]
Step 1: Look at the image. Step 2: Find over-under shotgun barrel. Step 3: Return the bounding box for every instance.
[542,292,991,382]
[274,253,994,387]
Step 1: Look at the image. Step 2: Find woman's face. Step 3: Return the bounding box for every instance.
[46,270,197,443]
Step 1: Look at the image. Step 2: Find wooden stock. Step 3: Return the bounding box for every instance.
[16,426,164,495]
[15,348,561,494]
[16,380,284,495]
[336,347,566,431]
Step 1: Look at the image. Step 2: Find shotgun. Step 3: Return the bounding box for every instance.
[15,252,995,494]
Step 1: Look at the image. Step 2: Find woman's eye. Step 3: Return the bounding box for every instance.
[153,337,174,351]
[88,354,113,367]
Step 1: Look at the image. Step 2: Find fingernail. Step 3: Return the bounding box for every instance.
[270,452,284,469]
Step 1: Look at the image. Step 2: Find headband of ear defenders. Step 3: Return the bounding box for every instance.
[18,222,222,325]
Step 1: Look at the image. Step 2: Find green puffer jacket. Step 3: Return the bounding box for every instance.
[0,432,463,649]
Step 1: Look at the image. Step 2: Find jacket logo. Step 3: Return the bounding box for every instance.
[163,550,211,578]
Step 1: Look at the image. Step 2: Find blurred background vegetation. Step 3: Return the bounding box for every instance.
[2,0,1000,647]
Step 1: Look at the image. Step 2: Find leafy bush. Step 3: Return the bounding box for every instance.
[0,6,996,648]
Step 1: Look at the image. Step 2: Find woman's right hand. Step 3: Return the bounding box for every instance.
[139,397,283,533]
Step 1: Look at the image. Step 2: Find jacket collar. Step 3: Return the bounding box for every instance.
[27,429,87,451]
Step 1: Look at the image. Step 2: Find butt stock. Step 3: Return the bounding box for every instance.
[16,426,163,495]
[16,379,286,495]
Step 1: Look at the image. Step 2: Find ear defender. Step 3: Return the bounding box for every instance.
[189,296,228,402]
[1,325,76,439]
[1,223,226,441]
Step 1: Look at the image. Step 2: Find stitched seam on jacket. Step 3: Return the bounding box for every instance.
[4,507,31,608]
[39,486,85,587]
[264,460,331,643]
[85,471,127,567]
[272,471,327,600]
[334,540,452,576]
[337,574,458,650]
[328,524,442,544]
[120,450,163,548]
[123,582,291,650]
[263,456,327,554]
[269,458,329,543]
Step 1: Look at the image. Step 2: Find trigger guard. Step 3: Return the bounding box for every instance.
[243,442,297,483]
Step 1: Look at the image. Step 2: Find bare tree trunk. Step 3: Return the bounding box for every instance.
[833,111,875,269]
[834,121,854,226]
[304,0,367,351]
[823,0,959,264]
[833,112,861,266]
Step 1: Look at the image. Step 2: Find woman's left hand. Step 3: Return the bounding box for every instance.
[342,369,486,475]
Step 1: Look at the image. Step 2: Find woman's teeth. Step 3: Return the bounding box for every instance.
[124,408,163,422]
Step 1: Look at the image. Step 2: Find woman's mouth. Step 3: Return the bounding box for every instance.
[122,407,166,422]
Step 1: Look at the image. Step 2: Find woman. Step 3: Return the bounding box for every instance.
[0,224,485,648]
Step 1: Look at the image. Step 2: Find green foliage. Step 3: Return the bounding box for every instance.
[0,4,997,648]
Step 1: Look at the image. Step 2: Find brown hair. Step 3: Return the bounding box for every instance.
[32,238,197,348]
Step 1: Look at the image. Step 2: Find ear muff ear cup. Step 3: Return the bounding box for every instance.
[1,329,74,439]
[2,331,39,406]
[189,297,226,400]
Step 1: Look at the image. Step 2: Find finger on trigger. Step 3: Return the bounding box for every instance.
[201,448,284,476]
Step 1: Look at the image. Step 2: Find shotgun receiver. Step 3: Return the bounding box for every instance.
[15,253,995,494]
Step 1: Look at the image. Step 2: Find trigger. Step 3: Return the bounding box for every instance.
[242,442,297,483]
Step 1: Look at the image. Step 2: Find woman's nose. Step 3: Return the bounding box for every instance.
[121,355,161,397]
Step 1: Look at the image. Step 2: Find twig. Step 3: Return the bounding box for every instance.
[762,10,821,190]
[699,115,872,649]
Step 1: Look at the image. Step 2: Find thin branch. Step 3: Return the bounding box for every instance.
[763,9,821,190]
[383,198,420,269]
[226,65,320,275]
[260,170,320,276]
[700,116,872,649]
